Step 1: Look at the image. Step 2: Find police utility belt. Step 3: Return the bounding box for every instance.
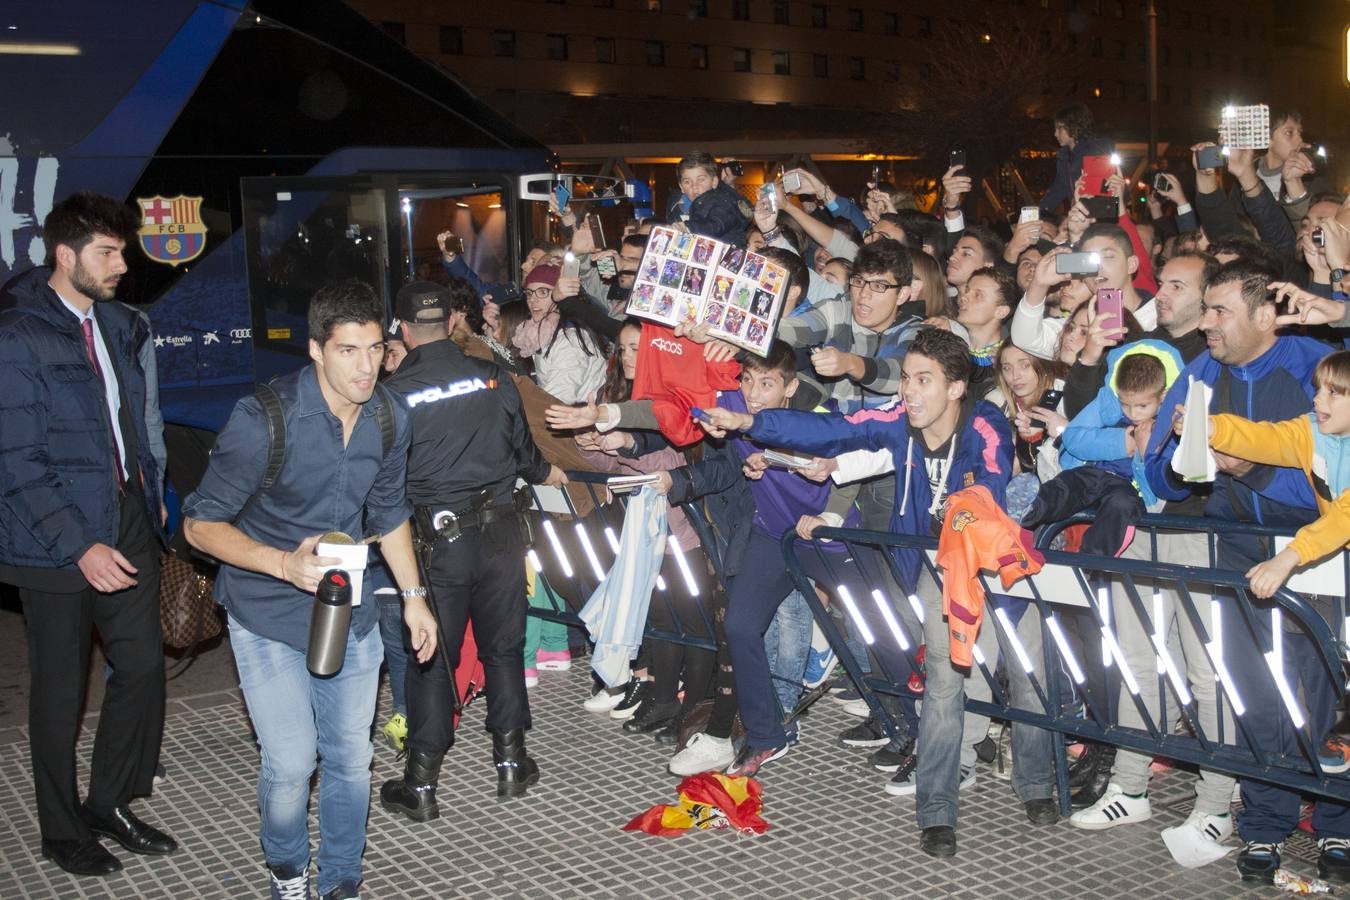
[414,487,533,546]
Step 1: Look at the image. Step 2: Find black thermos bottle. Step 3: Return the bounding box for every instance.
[307,569,352,676]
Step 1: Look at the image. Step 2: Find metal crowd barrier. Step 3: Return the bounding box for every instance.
[781,519,1350,817]
[522,470,723,653]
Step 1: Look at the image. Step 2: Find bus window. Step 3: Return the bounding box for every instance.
[241,178,390,354]
[400,186,510,289]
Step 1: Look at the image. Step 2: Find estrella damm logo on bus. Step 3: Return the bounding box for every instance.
[137,195,207,267]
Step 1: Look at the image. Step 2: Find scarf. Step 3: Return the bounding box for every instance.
[512,311,560,358]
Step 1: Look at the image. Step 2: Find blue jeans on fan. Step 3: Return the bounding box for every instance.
[229,616,382,896]
[764,588,812,717]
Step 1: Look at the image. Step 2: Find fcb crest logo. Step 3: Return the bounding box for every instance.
[137,195,207,267]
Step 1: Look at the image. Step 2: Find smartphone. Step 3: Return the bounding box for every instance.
[1312,227,1326,248]
[1195,145,1224,170]
[587,214,608,252]
[948,149,966,172]
[1153,173,1170,193]
[1082,195,1118,221]
[1028,388,1064,429]
[595,255,618,278]
[1018,206,1039,225]
[725,160,744,177]
[870,162,881,186]
[782,171,803,193]
[690,406,715,426]
[1056,251,1100,276]
[561,251,580,280]
[1081,154,1115,196]
[552,180,572,210]
[1312,145,1328,170]
[758,182,777,213]
[441,234,464,256]
[1096,288,1124,334]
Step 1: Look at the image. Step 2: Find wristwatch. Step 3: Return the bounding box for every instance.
[1332,268,1347,284]
[400,586,427,599]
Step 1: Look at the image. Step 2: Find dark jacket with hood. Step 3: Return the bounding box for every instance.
[0,267,164,586]
[747,394,1014,587]
[687,182,752,247]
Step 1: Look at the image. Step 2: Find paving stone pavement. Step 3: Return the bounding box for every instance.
[0,661,1322,899]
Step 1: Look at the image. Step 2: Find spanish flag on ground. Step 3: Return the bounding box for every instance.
[622,772,769,837]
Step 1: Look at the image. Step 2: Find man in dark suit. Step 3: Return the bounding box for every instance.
[0,192,175,877]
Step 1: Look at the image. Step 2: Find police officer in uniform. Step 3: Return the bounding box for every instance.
[380,279,566,818]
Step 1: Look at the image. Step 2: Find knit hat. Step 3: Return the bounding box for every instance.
[525,264,560,289]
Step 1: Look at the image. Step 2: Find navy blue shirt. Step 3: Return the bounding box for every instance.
[182,365,413,652]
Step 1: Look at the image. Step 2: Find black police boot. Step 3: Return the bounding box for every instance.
[492,728,540,799]
[1070,745,1116,810]
[380,749,444,822]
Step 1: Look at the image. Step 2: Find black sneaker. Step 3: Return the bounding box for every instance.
[920,825,956,858]
[884,751,921,796]
[622,699,679,734]
[1319,837,1350,883]
[869,741,913,772]
[1235,840,1281,883]
[608,679,651,721]
[838,717,890,748]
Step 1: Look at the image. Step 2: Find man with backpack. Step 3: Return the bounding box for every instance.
[183,281,438,900]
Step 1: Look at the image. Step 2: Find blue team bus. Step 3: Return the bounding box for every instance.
[0,0,560,473]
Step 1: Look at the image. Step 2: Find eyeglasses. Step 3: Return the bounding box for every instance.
[524,287,554,299]
[848,275,900,293]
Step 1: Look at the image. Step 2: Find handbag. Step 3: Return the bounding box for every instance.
[159,551,221,649]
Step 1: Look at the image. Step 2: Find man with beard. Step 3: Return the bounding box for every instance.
[0,192,176,878]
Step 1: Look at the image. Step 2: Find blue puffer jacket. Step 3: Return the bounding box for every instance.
[0,268,164,573]
[1144,334,1330,567]
[747,395,1014,587]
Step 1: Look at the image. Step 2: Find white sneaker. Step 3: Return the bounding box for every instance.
[1161,810,1234,868]
[668,733,736,777]
[1069,783,1152,830]
[582,685,625,712]
[1183,809,1234,844]
[843,697,871,718]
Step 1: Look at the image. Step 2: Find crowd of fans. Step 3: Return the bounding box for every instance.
[390,102,1350,879]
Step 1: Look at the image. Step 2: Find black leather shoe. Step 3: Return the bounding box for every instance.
[920,825,957,858]
[1025,798,1060,826]
[79,804,177,856]
[653,716,683,747]
[380,749,445,822]
[41,837,123,876]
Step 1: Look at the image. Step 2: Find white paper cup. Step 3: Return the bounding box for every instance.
[316,541,370,607]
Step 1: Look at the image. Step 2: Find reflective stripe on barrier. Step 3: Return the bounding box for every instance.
[522,471,721,652]
[781,522,1350,816]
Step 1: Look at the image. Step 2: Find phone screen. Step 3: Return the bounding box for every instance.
[561,252,580,280]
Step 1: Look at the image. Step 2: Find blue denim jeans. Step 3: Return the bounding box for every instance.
[913,571,1055,830]
[229,616,382,895]
[764,589,812,716]
[375,589,408,715]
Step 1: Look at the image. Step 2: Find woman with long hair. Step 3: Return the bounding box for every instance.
[512,264,608,404]
[908,250,949,320]
[996,342,1068,479]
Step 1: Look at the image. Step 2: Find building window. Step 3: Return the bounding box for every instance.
[733,47,752,72]
[546,34,568,61]
[646,40,665,66]
[690,43,708,69]
[732,0,749,20]
[1089,36,1102,58]
[813,53,829,77]
[689,0,708,16]
[883,60,899,83]
[772,0,789,25]
[918,62,932,81]
[773,50,791,75]
[1110,0,1123,16]
[848,8,865,31]
[646,0,662,10]
[882,12,898,35]
[380,21,405,44]
[1111,39,1125,60]
[493,30,516,57]
[848,57,865,80]
[812,4,827,27]
[916,16,931,37]
[439,25,463,55]
[595,37,616,63]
